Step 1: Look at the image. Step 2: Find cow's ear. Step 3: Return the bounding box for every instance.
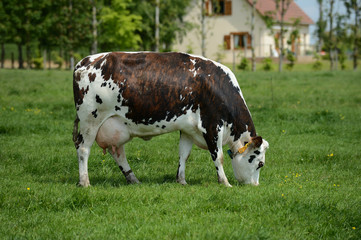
[251,136,263,148]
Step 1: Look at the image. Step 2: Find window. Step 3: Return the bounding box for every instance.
[205,0,232,16]
[224,32,252,50]
[213,0,225,14]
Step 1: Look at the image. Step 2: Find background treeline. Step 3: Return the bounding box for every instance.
[315,0,361,71]
[0,0,191,69]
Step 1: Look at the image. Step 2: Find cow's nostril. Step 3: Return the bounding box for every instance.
[256,161,264,170]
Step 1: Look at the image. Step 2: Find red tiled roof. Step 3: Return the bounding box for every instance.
[246,0,314,25]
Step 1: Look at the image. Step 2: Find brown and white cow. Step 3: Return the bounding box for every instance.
[72,52,269,187]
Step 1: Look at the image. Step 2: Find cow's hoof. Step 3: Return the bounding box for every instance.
[177,179,187,185]
[218,179,232,187]
[78,181,91,187]
[78,176,90,187]
[126,175,141,184]
[128,179,141,184]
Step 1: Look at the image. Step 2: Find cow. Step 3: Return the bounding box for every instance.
[72,52,269,187]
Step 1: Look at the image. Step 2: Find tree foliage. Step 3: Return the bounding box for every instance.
[99,0,142,51]
[129,0,192,51]
[1,0,192,69]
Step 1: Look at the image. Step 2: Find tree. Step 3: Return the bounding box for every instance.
[0,1,9,68]
[328,0,336,71]
[250,0,258,72]
[91,0,98,54]
[316,0,327,53]
[99,0,142,51]
[3,0,47,69]
[201,0,206,57]
[344,0,361,70]
[130,0,191,51]
[334,13,348,69]
[275,0,292,73]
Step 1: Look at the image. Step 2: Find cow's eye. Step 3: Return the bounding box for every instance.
[256,161,264,170]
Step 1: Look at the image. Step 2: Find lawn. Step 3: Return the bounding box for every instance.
[0,68,360,239]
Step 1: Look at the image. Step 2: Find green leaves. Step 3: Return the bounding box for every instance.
[99,0,142,51]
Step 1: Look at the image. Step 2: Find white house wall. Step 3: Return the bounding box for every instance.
[173,0,313,63]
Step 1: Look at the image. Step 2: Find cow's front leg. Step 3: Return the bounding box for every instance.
[176,132,193,185]
[213,150,232,187]
[204,130,232,187]
[109,145,140,184]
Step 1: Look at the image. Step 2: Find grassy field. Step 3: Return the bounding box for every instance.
[0,68,360,239]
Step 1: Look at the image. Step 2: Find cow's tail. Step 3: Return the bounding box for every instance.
[72,114,80,145]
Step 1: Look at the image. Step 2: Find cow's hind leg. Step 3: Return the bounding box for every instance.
[176,132,193,185]
[109,145,140,184]
[74,126,98,187]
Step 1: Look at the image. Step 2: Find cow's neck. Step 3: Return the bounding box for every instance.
[225,112,256,154]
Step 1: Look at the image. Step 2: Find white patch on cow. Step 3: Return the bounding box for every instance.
[189,67,197,77]
[100,59,107,68]
[89,52,109,62]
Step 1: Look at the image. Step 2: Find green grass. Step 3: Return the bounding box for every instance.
[0,69,360,239]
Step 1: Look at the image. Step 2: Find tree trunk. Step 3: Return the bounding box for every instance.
[317,0,324,52]
[155,0,160,52]
[353,3,359,70]
[328,0,335,71]
[278,0,285,73]
[201,0,206,57]
[91,0,98,54]
[43,49,47,70]
[11,52,15,69]
[1,43,4,68]
[26,43,31,69]
[18,44,24,69]
[48,50,51,69]
[251,0,257,72]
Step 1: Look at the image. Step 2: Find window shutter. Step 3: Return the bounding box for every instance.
[224,35,231,49]
[205,1,209,16]
[225,0,232,15]
[247,34,252,49]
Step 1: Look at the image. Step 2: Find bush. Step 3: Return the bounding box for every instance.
[338,50,347,70]
[312,52,322,71]
[237,58,250,71]
[32,57,43,70]
[262,57,273,71]
[286,51,296,70]
[53,54,64,69]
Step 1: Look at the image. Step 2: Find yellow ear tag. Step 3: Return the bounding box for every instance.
[238,142,251,154]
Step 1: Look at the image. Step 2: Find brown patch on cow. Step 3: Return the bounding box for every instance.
[77,57,90,70]
[74,85,89,106]
[88,73,96,82]
[251,136,263,148]
[74,71,81,82]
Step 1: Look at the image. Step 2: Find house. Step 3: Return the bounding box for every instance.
[173,0,314,63]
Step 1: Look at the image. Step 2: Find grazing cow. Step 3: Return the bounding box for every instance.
[72,52,269,187]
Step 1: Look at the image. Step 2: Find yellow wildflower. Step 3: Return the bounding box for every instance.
[27,187,30,191]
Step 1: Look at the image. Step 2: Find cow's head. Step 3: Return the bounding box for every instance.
[230,136,269,186]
